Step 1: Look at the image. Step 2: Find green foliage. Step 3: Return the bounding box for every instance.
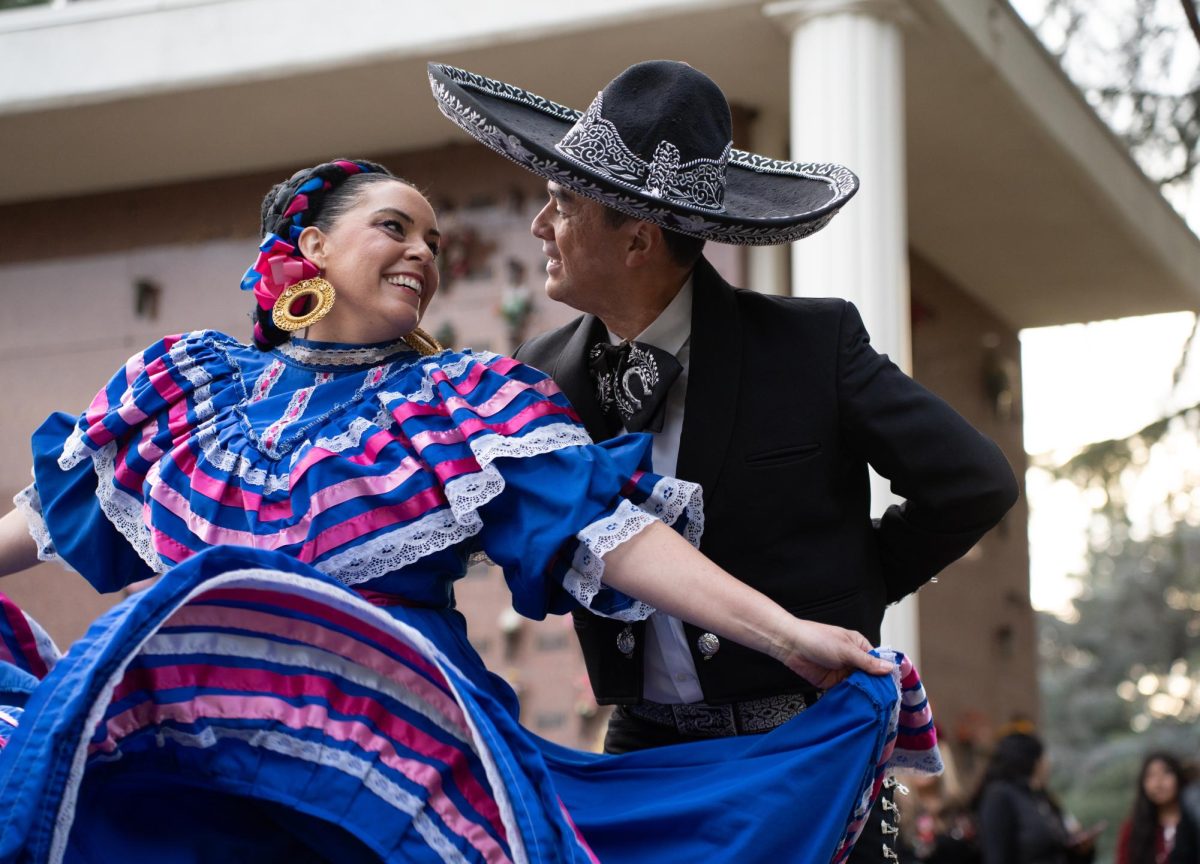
[1028,0,1200,198]
[1038,522,1200,857]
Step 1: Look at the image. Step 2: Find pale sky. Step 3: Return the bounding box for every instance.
[1007,0,1200,614]
[1022,314,1200,613]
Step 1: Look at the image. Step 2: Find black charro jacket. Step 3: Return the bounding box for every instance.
[514,257,1018,704]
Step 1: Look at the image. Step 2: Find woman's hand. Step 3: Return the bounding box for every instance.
[773,618,894,689]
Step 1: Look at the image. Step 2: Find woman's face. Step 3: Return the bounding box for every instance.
[1142,759,1179,808]
[300,180,441,344]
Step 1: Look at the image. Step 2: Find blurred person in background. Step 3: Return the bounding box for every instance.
[899,737,981,864]
[1116,752,1193,864]
[971,732,1100,864]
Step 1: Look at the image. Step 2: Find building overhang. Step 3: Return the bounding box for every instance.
[2,0,1196,328]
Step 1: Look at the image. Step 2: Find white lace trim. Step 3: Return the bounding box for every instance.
[315,507,479,587]
[168,336,212,389]
[248,359,286,404]
[469,424,593,468]
[25,612,62,671]
[12,483,61,565]
[308,408,395,455]
[566,499,657,621]
[276,340,414,367]
[317,424,592,586]
[378,351,501,405]
[640,474,705,548]
[563,474,705,621]
[193,420,291,495]
[87,441,167,575]
[58,424,88,470]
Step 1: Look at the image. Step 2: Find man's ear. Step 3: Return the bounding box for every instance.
[297,225,327,268]
[624,220,659,267]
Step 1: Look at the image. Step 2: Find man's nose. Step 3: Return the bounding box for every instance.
[531,201,552,239]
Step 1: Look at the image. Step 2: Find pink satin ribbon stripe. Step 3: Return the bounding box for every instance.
[398,400,577,450]
[148,604,465,731]
[557,799,601,864]
[145,473,449,562]
[0,597,47,678]
[94,693,510,860]
[179,447,428,523]
[102,662,493,817]
[187,587,451,686]
[290,426,408,487]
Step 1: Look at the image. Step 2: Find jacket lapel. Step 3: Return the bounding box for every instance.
[676,257,742,505]
[551,314,613,442]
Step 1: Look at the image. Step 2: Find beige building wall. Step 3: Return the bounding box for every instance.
[908,251,1035,779]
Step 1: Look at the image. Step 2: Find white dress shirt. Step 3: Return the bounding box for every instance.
[605,277,704,704]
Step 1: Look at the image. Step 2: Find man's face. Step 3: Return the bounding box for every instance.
[530,182,629,314]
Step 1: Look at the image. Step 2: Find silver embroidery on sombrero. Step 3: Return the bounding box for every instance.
[555,93,731,212]
[429,69,853,245]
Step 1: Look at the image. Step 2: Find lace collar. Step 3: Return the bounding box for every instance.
[275,337,417,370]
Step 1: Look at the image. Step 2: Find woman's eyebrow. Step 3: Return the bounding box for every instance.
[374,208,440,237]
[373,207,413,224]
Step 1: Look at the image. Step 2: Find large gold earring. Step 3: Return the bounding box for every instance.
[272,277,335,332]
[403,327,443,356]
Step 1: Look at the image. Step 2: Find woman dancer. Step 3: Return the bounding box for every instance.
[0,159,935,863]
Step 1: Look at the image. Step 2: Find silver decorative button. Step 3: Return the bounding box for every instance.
[617,625,636,658]
[697,632,720,660]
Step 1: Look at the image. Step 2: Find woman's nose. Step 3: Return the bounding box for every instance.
[406,243,434,262]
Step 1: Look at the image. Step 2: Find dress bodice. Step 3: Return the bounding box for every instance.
[19,331,702,619]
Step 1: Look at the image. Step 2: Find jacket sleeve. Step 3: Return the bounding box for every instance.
[835,301,1018,602]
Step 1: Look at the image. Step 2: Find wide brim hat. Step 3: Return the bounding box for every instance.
[427,61,858,246]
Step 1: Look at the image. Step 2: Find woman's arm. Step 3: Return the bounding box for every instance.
[600,521,894,687]
[0,508,40,579]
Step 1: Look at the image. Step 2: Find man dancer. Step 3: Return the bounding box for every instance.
[429,59,1018,861]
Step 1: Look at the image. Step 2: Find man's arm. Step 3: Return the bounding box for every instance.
[836,301,1019,602]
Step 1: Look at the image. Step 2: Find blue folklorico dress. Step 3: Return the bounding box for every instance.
[3,332,941,864]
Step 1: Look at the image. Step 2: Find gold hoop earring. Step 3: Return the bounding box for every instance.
[403,327,443,356]
[272,277,335,332]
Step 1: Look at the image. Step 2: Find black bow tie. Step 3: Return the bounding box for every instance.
[588,340,682,433]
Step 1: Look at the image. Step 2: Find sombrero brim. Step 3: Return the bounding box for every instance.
[428,63,858,246]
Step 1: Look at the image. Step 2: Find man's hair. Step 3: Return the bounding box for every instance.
[602,207,705,269]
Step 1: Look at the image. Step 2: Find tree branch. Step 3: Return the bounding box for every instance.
[1183,0,1200,49]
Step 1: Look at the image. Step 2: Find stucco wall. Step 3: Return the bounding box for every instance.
[908,250,1036,779]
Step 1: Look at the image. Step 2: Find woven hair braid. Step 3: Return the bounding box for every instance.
[243,158,400,351]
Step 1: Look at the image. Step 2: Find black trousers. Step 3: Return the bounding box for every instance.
[605,706,897,864]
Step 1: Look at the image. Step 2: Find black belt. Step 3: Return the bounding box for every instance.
[623,691,815,737]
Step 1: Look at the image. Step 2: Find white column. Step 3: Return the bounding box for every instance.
[764,0,919,663]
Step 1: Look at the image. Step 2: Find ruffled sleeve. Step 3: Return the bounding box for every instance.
[18,332,236,591]
[382,352,704,621]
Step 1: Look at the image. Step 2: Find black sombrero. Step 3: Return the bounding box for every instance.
[427,60,857,246]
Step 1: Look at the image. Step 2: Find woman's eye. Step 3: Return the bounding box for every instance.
[427,243,440,258]
[381,219,405,234]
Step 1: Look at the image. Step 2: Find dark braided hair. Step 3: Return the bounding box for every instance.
[242,158,408,350]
